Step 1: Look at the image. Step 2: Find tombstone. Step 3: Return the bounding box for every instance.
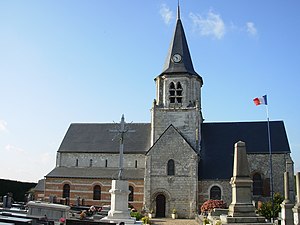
[281,172,294,225]
[220,141,270,224]
[293,172,300,225]
[65,197,69,205]
[49,195,54,203]
[53,195,57,203]
[76,196,81,206]
[3,195,12,208]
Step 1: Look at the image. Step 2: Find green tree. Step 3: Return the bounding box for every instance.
[258,193,284,220]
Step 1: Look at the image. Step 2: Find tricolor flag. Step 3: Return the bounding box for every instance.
[253,95,268,106]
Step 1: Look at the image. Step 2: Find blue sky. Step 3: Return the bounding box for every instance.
[0,1,299,182]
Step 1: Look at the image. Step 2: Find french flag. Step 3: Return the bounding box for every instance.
[253,95,268,106]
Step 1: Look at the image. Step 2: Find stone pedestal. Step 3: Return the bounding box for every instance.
[228,177,256,217]
[280,172,294,225]
[228,141,256,218]
[221,141,272,225]
[281,201,294,225]
[293,172,300,225]
[293,206,300,225]
[101,180,138,225]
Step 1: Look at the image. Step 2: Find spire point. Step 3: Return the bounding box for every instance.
[177,0,180,20]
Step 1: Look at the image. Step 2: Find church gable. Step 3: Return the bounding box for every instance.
[144,124,198,218]
[147,125,198,176]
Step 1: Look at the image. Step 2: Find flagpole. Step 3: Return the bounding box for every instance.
[265,102,274,221]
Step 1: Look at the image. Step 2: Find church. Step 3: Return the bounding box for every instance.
[43,6,294,219]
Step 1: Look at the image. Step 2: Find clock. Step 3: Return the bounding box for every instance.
[172,54,182,63]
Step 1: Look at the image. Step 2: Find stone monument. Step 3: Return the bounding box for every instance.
[220,141,271,224]
[292,172,300,225]
[281,172,294,225]
[101,115,139,225]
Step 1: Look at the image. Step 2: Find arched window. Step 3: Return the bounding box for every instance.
[105,159,108,167]
[167,159,175,176]
[169,82,183,104]
[89,159,93,167]
[176,82,182,89]
[128,186,134,201]
[169,82,176,103]
[176,82,182,103]
[253,173,263,196]
[210,186,221,200]
[169,82,175,89]
[62,184,70,198]
[75,159,78,167]
[135,160,138,168]
[93,185,101,200]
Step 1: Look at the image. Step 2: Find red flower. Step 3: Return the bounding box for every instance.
[200,200,227,213]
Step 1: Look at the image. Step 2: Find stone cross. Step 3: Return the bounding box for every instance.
[109,115,135,180]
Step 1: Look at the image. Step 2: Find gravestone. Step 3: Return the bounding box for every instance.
[292,172,300,225]
[281,172,294,225]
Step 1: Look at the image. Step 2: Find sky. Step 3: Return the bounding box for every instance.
[0,1,299,183]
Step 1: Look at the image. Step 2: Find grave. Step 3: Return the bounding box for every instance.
[220,141,272,225]
[292,172,300,225]
[100,115,140,225]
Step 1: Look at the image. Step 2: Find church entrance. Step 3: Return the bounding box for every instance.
[155,194,166,217]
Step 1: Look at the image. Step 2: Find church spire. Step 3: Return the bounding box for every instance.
[160,3,202,80]
[177,0,180,20]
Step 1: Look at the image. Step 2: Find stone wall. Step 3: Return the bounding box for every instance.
[151,107,201,150]
[198,153,294,208]
[144,126,198,218]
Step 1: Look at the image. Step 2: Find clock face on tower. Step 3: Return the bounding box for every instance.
[172,53,182,63]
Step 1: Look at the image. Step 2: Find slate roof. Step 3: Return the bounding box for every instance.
[199,121,290,180]
[58,123,151,153]
[46,167,145,180]
[55,121,290,180]
[33,179,45,191]
[159,6,202,81]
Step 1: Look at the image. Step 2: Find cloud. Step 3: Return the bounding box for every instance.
[160,3,174,25]
[189,10,225,39]
[246,22,258,37]
[0,120,8,132]
[5,144,25,153]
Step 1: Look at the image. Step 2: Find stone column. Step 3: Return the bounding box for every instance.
[228,141,256,217]
[101,180,136,224]
[220,141,267,225]
[281,172,294,225]
[293,172,300,225]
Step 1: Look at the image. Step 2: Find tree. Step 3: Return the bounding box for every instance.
[258,193,284,220]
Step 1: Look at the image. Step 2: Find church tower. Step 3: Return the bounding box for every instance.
[151,5,203,151]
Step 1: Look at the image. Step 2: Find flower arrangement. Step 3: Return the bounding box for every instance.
[200,200,227,213]
[141,216,150,224]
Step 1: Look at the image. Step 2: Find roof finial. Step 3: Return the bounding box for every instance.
[177,0,180,20]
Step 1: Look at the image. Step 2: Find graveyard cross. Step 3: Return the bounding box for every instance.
[109,115,135,180]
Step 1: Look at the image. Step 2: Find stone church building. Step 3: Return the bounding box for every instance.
[43,7,294,218]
